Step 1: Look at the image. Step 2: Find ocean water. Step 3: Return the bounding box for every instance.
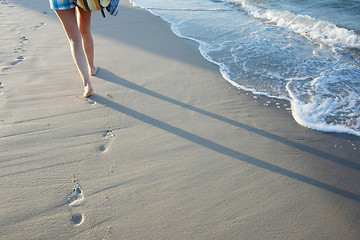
[129,0,360,136]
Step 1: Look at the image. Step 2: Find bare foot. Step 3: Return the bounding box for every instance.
[90,66,99,76]
[83,85,94,98]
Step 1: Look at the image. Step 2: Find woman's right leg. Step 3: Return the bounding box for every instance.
[54,8,93,97]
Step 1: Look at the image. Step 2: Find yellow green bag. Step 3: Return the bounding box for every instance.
[76,0,110,12]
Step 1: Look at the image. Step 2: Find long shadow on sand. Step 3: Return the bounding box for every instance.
[91,70,360,202]
[97,69,360,171]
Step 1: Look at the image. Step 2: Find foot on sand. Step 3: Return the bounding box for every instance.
[83,85,94,98]
[90,66,99,76]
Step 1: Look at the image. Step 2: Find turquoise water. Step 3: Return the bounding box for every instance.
[130,0,360,136]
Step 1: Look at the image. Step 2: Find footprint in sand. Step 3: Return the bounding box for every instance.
[68,186,84,207]
[104,93,113,99]
[19,36,28,43]
[32,22,46,31]
[68,175,85,226]
[100,129,115,153]
[0,82,3,97]
[71,213,84,226]
[86,98,96,105]
[10,55,25,65]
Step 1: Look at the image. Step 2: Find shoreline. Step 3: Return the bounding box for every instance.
[129,0,360,138]
[1,0,359,239]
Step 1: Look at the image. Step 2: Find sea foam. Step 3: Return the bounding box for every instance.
[230,0,360,49]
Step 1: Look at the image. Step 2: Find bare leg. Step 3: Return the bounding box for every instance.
[54,8,93,97]
[77,7,98,76]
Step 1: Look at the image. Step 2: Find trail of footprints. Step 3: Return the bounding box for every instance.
[2,32,29,72]
[66,128,116,227]
[68,175,85,226]
[1,1,47,100]
[67,129,115,227]
[1,4,47,73]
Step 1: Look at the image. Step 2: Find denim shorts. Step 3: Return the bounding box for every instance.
[49,0,76,10]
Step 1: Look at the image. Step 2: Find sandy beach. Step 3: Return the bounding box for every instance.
[1,0,359,239]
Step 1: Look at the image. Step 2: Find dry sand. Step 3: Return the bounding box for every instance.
[0,0,359,239]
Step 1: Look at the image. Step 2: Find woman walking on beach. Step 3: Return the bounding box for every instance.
[49,0,98,98]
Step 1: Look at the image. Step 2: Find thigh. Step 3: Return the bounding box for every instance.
[77,7,92,35]
[54,8,81,42]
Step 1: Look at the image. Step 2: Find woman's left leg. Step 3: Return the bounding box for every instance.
[77,7,98,76]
